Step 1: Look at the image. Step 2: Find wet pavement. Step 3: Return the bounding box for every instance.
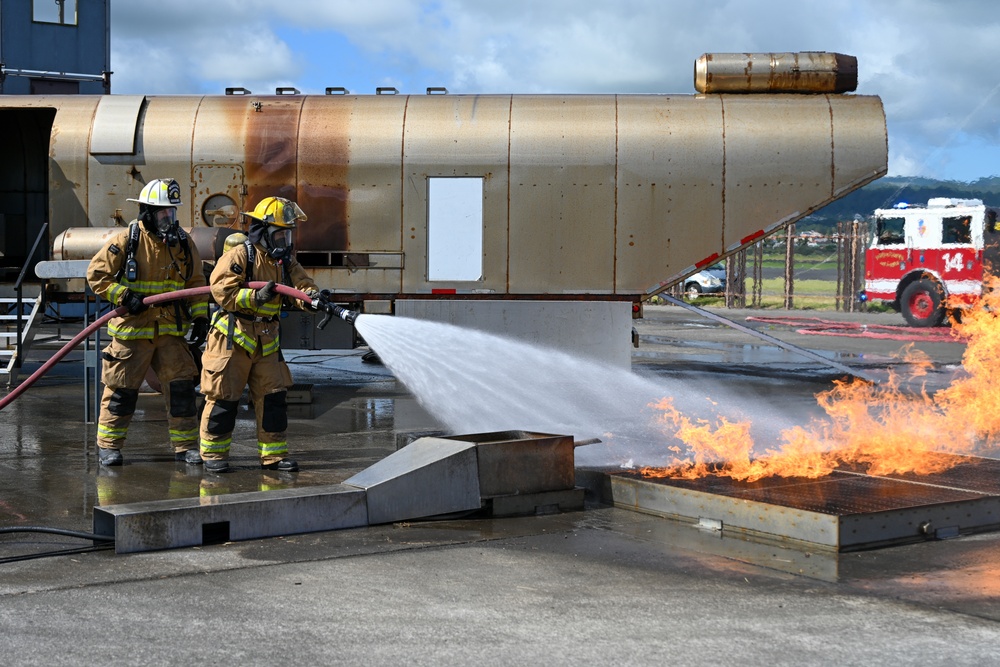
[2,305,999,665]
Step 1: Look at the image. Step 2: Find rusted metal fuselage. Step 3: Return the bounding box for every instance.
[3,53,886,309]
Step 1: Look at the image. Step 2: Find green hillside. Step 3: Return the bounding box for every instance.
[803,176,1000,231]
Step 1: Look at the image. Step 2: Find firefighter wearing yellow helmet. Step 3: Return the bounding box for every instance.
[86,178,210,467]
[198,197,322,473]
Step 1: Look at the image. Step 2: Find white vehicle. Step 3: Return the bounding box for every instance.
[683,263,726,298]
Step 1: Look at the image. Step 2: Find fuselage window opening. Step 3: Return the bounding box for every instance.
[427,177,484,281]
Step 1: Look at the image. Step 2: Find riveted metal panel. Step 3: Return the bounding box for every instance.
[402,94,511,294]
[88,97,199,230]
[191,96,257,228]
[723,95,834,248]
[509,96,616,294]
[616,95,724,293]
[243,95,306,227]
[299,95,406,293]
[830,95,888,196]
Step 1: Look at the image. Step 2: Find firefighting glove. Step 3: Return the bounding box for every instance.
[188,317,210,347]
[120,289,148,315]
[304,288,321,311]
[253,280,278,307]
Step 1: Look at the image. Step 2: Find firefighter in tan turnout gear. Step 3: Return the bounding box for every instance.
[198,197,321,473]
[86,178,210,466]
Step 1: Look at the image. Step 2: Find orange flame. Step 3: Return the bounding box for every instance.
[641,276,1000,481]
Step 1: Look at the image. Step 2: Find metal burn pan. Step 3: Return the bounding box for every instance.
[599,455,1000,551]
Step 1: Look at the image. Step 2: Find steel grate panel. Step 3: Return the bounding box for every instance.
[838,457,1000,495]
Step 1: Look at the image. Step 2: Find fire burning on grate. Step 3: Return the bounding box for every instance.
[641,277,1000,482]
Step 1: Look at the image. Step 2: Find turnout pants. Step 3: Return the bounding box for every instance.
[198,333,293,466]
[97,335,199,452]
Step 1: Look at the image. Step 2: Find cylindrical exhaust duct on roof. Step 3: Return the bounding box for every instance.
[694,52,858,94]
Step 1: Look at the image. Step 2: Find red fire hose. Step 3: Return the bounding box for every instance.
[0,281,325,411]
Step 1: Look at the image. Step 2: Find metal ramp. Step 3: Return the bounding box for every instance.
[0,287,44,387]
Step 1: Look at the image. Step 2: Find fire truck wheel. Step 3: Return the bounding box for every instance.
[901,279,945,327]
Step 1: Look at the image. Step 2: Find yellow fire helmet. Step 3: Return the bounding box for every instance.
[127,178,182,207]
[243,197,307,228]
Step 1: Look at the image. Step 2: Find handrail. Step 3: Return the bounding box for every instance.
[13,223,49,372]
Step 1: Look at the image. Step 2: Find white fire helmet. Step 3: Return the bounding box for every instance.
[127,179,183,208]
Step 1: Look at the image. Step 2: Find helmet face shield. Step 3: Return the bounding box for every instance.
[279,200,306,226]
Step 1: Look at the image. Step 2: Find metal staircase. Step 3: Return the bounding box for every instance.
[0,287,44,387]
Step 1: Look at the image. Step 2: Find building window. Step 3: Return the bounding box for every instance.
[427,177,484,281]
[33,0,78,26]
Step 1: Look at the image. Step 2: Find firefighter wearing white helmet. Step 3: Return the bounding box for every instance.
[198,196,322,473]
[86,178,211,467]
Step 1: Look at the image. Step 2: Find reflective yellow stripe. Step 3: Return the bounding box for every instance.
[107,324,187,339]
[237,289,256,309]
[170,428,198,442]
[261,335,281,356]
[200,438,231,454]
[258,441,288,456]
[122,279,187,294]
[189,302,209,318]
[98,425,127,438]
[107,284,127,303]
[256,302,280,316]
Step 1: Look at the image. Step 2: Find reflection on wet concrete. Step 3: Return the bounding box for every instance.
[0,352,439,536]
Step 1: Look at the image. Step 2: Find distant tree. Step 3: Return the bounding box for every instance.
[806,176,1000,226]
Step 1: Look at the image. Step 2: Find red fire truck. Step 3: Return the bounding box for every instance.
[863,198,1000,326]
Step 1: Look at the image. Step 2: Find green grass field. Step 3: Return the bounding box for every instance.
[667,277,893,312]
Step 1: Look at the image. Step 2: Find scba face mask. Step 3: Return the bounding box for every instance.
[145,206,180,245]
[265,227,293,259]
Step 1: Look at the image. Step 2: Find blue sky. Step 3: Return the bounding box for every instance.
[111,0,1000,182]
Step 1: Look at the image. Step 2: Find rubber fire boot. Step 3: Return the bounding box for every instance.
[204,459,230,473]
[261,458,299,472]
[178,449,203,465]
[98,447,123,467]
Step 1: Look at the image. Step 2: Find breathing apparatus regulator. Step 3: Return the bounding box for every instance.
[127,178,183,247]
[244,196,306,261]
